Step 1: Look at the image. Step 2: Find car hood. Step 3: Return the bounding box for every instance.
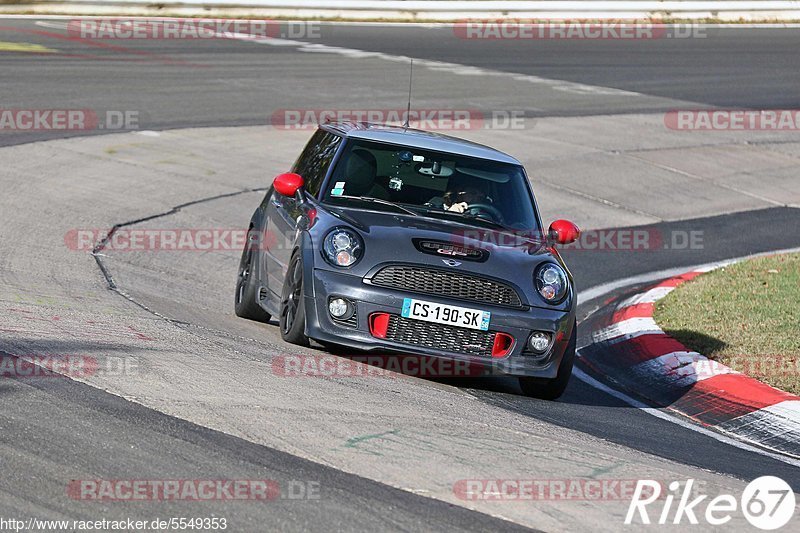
[313,205,571,309]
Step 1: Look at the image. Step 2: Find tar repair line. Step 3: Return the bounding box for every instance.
[575,245,800,469]
[91,186,267,291]
[86,187,292,355]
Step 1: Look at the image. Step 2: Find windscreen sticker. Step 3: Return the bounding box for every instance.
[331,181,345,196]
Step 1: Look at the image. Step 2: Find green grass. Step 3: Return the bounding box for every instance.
[654,253,800,395]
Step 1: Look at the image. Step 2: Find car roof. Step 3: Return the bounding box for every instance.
[320,121,522,165]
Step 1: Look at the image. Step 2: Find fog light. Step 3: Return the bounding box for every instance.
[328,298,349,318]
[528,331,551,354]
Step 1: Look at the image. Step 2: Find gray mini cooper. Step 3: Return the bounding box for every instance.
[235,121,580,399]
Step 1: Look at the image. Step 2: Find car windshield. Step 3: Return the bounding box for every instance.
[322,139,540,232]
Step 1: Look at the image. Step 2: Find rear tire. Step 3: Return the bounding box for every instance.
[234,243,271,322]
[518,321,576,400]
[279,251,310,347]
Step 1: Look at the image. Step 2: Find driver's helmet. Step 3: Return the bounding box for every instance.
[443,179,489,208]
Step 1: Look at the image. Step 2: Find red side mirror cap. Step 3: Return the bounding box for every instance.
[548,219,580,245]
[273,173,304,197]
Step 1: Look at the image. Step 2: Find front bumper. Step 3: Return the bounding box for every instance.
[304,267,575,378]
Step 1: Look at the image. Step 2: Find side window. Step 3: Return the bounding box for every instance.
[291,130,342,197]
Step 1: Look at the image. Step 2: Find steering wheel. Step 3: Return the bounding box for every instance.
[465,203,504,224]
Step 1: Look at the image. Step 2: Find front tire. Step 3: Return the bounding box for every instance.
[234,243,272,322]
[518,320,576,400]
[279,251,309,347]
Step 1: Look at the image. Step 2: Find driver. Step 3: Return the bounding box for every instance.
[443,186,489,213]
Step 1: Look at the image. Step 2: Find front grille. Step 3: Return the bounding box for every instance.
[384,315,497,357]
[370,265,522,308]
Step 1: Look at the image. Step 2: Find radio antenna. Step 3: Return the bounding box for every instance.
[402,59,413,129]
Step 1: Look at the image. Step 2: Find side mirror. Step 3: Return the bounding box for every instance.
[273,173,304,197]
[548,219,580,245]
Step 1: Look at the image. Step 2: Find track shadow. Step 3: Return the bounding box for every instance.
[661,328,727,358]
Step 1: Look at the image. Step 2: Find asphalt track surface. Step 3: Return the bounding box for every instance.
[1,21,800,146]
[1,18,800,531]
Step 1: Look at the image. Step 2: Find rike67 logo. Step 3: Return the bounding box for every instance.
[626,477,796,529]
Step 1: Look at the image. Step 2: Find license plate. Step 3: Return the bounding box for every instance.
[401,298,490,331]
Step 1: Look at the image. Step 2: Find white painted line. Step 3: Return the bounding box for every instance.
[761,400,800,421]
[730,400,800,441]
[615,285,675,307]
[572,366,800,467]
[219,32,646,97]
[693,264,722,273]
[591,316,662,343]
[717,400,800,456]
[630,350,734,384]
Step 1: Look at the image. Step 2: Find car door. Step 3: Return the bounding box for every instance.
[263,129,342,300]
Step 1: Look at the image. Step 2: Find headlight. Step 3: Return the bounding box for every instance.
[535,263,568,303]
[322,228,363,267]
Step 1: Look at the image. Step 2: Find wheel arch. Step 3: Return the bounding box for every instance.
[297,231,316,300]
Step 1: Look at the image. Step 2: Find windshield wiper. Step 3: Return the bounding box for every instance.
[419,207,508,230]
[334,195,419,217]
